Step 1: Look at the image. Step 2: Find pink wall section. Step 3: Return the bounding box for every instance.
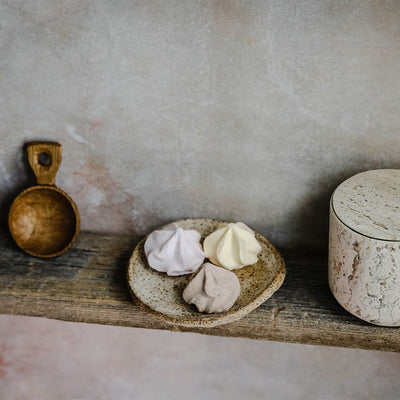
[1,315,400,399]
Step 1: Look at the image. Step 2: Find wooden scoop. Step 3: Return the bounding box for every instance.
[8,142,80,257]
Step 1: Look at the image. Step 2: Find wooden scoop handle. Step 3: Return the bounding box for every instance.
[26,141,62,186]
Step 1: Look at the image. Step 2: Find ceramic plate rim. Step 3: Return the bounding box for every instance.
[127,218,286,327]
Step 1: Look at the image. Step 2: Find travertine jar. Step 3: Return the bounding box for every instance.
[329,169,400,326]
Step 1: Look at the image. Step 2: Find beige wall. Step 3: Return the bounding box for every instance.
[1,1,400,249]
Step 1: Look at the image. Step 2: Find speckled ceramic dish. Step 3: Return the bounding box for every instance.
[127,219,286,327]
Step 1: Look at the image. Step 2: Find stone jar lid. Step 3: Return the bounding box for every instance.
[332,169,400,241]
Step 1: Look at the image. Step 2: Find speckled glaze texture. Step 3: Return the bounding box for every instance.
[127,219,286,327]
[329,170,400,326]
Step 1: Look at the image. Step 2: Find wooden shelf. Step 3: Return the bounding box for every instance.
[0,229,399,352]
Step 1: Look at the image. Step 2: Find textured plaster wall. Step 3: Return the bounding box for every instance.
[1,0,400,248]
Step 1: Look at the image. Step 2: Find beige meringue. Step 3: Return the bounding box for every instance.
[183,263,240,313]
[203,222,262,270]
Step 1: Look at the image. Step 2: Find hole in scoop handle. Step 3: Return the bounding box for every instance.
[26,141,62,186]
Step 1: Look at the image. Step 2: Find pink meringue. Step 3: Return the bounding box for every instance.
[183,262,241,313]
[144,223,205,276]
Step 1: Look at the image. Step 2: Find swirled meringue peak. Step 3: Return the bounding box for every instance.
[204,222,262,270]
[144,223,205,276]
[183,263,241,313]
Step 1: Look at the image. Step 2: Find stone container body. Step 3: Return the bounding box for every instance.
[329,169,400,326]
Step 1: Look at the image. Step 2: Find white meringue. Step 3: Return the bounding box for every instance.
[203,222,262,270]
[183,263,241,313]
[144,223,205,276]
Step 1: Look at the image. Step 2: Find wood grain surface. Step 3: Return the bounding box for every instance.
[0,229,399,352]
[8,142,80,258]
